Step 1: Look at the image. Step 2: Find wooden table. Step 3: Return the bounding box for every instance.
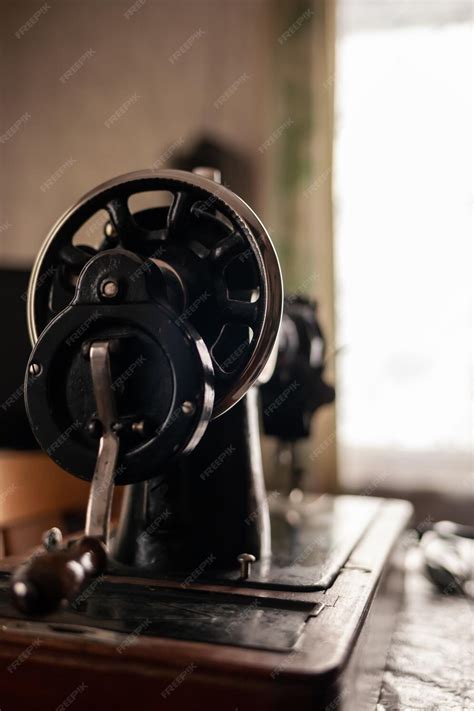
[378,549,474,711]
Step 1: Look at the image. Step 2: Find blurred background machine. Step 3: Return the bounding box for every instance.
[261,295,335,500]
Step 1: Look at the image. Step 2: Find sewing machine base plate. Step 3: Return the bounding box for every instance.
[109,493,382,591]
[0,495,412,710]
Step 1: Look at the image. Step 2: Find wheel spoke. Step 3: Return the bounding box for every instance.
[210,354,237,380]
[167,191,196,238]
[210,232,245,266]
[106,197,133,235]
[223,299,259,326]
[107,197,165,244]
[59,244,93,270]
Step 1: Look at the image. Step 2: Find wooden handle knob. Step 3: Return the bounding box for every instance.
[11,537,107,615]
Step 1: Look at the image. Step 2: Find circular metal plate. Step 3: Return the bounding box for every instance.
[25,299,214,485]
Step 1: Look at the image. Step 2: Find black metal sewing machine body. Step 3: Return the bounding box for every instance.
[115,387,270,572]
[0,168,412,710]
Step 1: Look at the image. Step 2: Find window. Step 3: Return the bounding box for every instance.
[334,1,473,495]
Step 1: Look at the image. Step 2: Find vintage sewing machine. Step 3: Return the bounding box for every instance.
[0,168,411,710]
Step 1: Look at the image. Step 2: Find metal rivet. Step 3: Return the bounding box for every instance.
[13,582,28,598]
[237,553,256,579]
[181,401,195,415]
[42,527,63,552]
[131,420,145,435]
[100,279,119,299]
[29,362,42,377]
[87,419,102,438]
[104,222,117,239]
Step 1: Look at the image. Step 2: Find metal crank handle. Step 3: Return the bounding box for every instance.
[11,340,119,615]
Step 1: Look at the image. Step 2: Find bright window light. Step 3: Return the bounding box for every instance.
[334,7,473,495]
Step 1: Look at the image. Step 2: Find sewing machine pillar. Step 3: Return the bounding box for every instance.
[114,388,271,571]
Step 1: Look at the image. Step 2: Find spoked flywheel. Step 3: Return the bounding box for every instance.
[27,169,282,418]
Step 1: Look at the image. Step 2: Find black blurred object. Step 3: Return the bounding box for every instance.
[0,269,37,449]
[421,520,474,596]
[171,135,255,205]
[261,295,335,441]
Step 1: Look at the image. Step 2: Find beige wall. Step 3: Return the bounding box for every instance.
[0,0,275,266]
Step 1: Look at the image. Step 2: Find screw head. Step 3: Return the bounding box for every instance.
[104,221,118,239]
[181,401,195,415]
[87,418,102,438]
[29,362,42,377]
[100,279,119,299]
[237,553,256,579]
[237,553,256,564]
[131,420,146,435]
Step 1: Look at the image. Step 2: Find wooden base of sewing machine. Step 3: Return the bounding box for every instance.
[0,496,411,710]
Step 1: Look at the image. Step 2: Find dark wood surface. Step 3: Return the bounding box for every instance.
[0,497,412,710]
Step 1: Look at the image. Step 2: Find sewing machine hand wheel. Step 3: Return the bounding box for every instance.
[27,170,282,418]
